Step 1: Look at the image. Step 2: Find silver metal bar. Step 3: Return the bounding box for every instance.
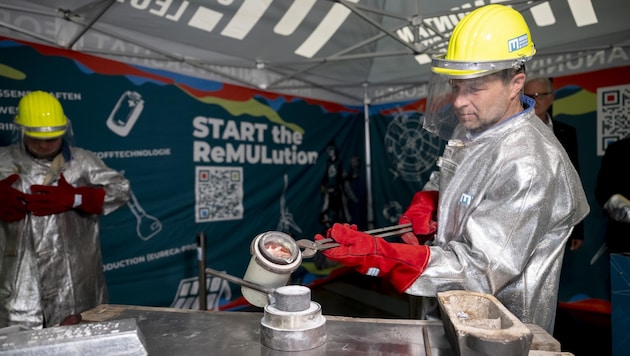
[197,232,207,311]
[423,325,433,356]
[590,242,608,265]
[204,267,275,295]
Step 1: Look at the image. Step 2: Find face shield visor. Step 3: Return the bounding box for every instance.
[12,119,74,160]
[423,57,529,140]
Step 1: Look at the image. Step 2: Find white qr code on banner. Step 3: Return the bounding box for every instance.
[195,166,244,222]
[597,84,630,156]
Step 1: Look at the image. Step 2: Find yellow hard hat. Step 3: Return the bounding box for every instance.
[14,91,68,139]
[432,4,536,78]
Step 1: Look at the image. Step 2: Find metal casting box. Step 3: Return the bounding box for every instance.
[437,290,533,356]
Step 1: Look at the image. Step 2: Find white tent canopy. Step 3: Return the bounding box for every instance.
[0,0,629,105]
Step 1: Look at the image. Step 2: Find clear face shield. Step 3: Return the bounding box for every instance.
[423,73,462,141]
[423,56,529,140]
[12,119,74,160]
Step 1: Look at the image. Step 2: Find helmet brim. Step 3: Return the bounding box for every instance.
[23,130,67,139]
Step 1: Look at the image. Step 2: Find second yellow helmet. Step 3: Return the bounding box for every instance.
[14,91,68,139]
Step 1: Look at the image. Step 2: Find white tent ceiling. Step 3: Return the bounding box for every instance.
[1,0,629,105]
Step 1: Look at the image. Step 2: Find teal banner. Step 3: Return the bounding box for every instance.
[368,104,444,229]
[0,39,365,309]
[3,37,623,311]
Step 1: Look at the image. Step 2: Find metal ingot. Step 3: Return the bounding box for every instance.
[260,285,326,352]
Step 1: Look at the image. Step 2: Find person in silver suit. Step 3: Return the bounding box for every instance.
[0,90,130,328]
[315,4,589,333]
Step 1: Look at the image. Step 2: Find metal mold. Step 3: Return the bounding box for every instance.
[437,290,533,356]
[261,285,327,352]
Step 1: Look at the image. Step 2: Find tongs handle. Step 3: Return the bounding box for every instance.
[296,238,339,258]
[364,223,412,238]
[298,223,414,258]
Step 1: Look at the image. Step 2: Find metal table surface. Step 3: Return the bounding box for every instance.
[81,304,454,355]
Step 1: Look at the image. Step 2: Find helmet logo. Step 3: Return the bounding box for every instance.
[508,34,529,53]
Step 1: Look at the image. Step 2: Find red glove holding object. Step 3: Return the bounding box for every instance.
[315,223,430,292]
[26,174,106,216]
[398,190,439,245]
[0,174,28,222]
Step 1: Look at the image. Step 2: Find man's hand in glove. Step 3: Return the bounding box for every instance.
[0,174,28,222]
[315,223,430,292]
[26,174,106,216]
[398,190,439,245]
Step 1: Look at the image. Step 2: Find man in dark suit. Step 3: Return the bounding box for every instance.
[525,76,584,251]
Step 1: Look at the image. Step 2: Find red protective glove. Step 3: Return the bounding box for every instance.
[26,174,106,216]
[398,190,439,245]
[60,313,83,326]
[316,223,430,293]
[0,174,28,222]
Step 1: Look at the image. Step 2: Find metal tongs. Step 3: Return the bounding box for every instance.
[296,238,340,258]
[296,223,413,258]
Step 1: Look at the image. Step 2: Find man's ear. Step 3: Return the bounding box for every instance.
[512,73,526,99]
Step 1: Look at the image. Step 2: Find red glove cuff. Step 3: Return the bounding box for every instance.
[75,187,106,214]
[0,174,27,222]
[398,190,439,244]
[356,239,430,292]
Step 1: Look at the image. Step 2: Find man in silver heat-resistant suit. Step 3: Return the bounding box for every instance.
[315,4,589,334]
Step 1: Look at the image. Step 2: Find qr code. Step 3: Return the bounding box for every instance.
[597,84,630,156]
[195,166,243,222]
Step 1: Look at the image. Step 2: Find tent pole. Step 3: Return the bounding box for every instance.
[363,84,375,229]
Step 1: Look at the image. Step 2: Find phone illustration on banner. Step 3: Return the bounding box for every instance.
[106,91,144,137]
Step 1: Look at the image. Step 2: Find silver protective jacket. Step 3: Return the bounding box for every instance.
[0,144,130,328]
[407,102,589,333]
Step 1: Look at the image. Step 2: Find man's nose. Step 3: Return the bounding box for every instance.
[452,91,469,108]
